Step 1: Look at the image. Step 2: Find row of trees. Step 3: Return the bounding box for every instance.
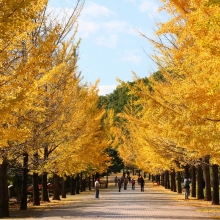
[108,0,220,205]
[0,0,112,217]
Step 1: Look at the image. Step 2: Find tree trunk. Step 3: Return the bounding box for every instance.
[197,165,204,199]
[88,176,91,190]
[212,164,219,205]
[106,170,108,188]
[41,173,50,202]
[173,170,176,192]
[52,174,60,200]
[177,171,182,194]
[156,175,160,184]
[161,173,164,186]
[0,161,9,218]
[80,173,83,192]
[167,171,170,189]
[191,166,196,198]
[76,174,80,194]
[83,179,86,191]
[20,152,28,210]
[42,145,50,202]
[61,177,66,198]
[33,172,40,206]
[73,176,76,194]
[92,175,95,187]
[204,156,211,201]
[164,172,167,189]
[170,171,174,191]
[70,175,75,195]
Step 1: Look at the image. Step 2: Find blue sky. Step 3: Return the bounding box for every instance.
[48,0,168,95]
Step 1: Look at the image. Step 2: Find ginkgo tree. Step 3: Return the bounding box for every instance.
[110,0,220,205]
[0,0,50,216]
[0,0,112,215]
[116,0,220,204]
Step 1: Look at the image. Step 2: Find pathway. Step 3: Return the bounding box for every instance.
[7,175,219,219]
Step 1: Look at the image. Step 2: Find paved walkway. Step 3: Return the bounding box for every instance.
[7,176,219,219]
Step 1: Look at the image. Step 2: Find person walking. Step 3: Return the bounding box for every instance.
[140,175,145,192]
[124,177,128,190]
[95,179,100,198]
[184,177,190,199]
[120,175,124,187]
[131,179,135,190]
[118,179,122,192]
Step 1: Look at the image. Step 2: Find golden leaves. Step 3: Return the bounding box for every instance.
[113,0,220,173]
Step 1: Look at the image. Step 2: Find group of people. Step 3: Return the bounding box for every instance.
[95,174,205,200]
[115,175,145,192]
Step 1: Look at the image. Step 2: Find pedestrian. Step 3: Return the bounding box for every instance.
[118,179,122,192]
[120,175,124,187]
[131,178,135,190]
[138,176,141,185]
[95,178,100,198]
[140,175,145,192]
[128,175,131,184]
[114,176,118,186]
[184,176,190,199]
[124,177,128,190]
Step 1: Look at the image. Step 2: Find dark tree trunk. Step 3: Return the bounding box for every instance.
[164,172,168,189]
[88,176,91,190]
[83,179,86,191]
[148,173,151,181]
[61,177,66,198]
[73,176,76,194]
[197,165,204,199]
[33,172,40,206]
[106,170,108,188]
[191,166,196,198]
[0,161,9,218]
[170,171,174,191]
[156,175,160,184]
[177,171,182,194]
[52,174,60,200]
[76,174,80,194]
[173,170,176,192]
[212,164,219,205]
[204,156,211,201]
[41,173,50,202]
[70,175,75,195]
[80,173,83,192]
[20,152,28,210]
[92,175,95,187]
[167,171,170,189]
[161,173,164,186]
[42,145,50,202]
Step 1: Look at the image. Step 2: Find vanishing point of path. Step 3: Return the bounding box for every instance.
[8,176,219,220]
